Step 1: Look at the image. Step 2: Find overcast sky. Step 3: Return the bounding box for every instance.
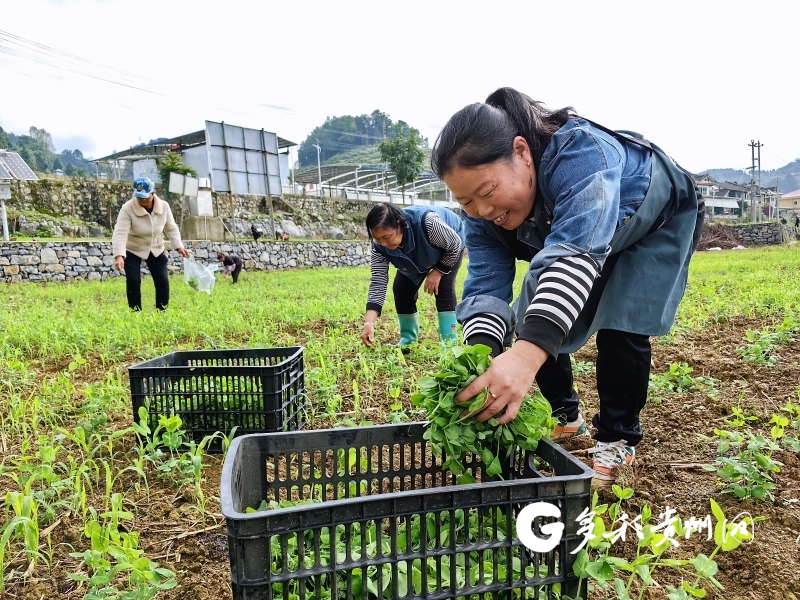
[1,0,797,173]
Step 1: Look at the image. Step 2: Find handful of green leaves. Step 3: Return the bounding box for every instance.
[411,344,555,484]
[187,276,200,291]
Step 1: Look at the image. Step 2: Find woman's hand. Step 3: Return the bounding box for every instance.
[361,323,375,346]
[424,270,443,295]
[177,247,190,258]
[114,256,124,272]
[361,310,379,347]
[454,341,549,424]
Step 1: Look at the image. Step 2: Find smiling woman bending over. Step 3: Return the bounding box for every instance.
[432,87,704,485]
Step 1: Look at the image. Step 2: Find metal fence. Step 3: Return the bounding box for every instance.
[281,184,459,209]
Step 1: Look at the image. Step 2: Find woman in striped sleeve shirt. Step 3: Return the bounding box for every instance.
[431,88,704,485]
[361,202,465,350]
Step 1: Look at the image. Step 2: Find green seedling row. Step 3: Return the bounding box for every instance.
[1,245,799,598]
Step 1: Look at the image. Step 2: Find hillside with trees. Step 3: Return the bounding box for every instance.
[700,159,800,193]
[0,125,95,176]
[314,145,434,169]
[297,110,427,168]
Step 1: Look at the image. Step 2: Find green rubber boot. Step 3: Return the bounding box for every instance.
[397,313,419,348]
[437,311,458,349]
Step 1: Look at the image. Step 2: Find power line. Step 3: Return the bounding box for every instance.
[0,27,271,138]
[258,104,294,113]
[321,128,386,141]
[0,43,166,97]
[0,29,155,82]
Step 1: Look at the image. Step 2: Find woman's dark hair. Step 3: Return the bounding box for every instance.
[217,252,226,260]
[431,87,575,177]
[365,202,408,238]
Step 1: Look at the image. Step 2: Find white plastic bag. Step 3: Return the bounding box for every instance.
[184,257,217,294]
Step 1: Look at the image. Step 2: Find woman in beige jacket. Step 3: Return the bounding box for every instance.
[112,177,189,310]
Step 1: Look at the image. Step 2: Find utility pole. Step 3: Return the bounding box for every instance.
[748,140,763,222]
[290,146,295,194]
[758,142,763,220]
[1,186,9,241]
[313,141,322,198]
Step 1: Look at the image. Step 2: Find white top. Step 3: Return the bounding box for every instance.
[112,195,184,260]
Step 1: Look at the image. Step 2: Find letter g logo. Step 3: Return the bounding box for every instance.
[516,502,564,553]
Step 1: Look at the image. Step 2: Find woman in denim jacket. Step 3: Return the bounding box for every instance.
[431,88,703,485]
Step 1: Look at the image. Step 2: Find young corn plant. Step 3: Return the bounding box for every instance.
[385,374,411,424]
[68,493,176,599]
[151,415,196,486]
[185,433,221,524]
[4,435,73,526]
[1,491,46,593]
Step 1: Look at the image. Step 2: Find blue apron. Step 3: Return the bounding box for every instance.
[514,133,701,353]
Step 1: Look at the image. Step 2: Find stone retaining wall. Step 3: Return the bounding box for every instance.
[280,195,379,215]
[6,178,374,239]
[732,222,798,245]
[0,240,370,283]
[7,177,292,227]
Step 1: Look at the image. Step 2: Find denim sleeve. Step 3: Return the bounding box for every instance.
[456,214,517,353]
[535,127,623,271]
[517,127,624,353]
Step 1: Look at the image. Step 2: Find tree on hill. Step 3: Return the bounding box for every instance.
[297,111,428,168]
[14,133,54,172]
[298,110,390,167]
[0,126,12,150]
[18,146,35,168]
[701,158,800,192]
[699,168,750,185]
[379,123,426,202]
[780,174,799,193]
[131,137,168,150]
[28,126,56,152]
[0,126,95,175]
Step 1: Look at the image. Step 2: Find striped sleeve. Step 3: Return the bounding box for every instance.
[423,212,463,273]
[524,254,598,333]
[462,313,507,355]
[366,248,391,314]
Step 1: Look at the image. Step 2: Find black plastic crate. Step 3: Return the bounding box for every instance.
[221,422,593,600]
[129,347,305,453]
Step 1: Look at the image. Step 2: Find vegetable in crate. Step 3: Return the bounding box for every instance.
[412,344,555,483]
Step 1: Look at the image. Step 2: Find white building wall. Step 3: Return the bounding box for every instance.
[133,159,160,183]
